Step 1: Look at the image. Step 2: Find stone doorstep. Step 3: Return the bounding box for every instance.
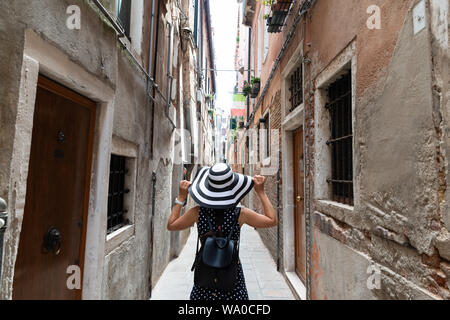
[284,271,306,300]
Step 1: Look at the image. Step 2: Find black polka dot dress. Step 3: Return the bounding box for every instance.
[190,206,249,301]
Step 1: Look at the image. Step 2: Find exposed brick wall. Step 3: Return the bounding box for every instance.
[252,90,284,270]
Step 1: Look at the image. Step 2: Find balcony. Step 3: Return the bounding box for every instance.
[267,0,294,33]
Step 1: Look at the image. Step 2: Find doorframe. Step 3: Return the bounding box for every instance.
[2,29,116,300]
[33,75,96,300]
[280,40,307,300]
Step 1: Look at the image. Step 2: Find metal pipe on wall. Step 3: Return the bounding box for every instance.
[0,198,8,282]
[148,0,156,91]
[276,169,281,271]
[148,171,157,298]
[246,27,252,172]
[166,22,175,128]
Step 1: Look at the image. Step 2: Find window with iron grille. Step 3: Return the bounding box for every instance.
[107,154,130,234]
[289,66,303,113]
[326,71,353,205]
[116,0,131,40]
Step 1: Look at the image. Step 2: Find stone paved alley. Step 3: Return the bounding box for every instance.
[151,225,295,300]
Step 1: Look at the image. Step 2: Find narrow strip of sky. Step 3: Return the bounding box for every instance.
[209,0,240,115]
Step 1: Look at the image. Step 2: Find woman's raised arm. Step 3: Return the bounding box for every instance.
[167,180,199,231]
[239,176,278,228]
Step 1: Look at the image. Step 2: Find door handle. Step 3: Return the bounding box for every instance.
[296,196,304,203]
[44,227,62,255]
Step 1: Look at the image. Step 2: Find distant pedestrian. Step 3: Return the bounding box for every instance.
[167,163,277,300]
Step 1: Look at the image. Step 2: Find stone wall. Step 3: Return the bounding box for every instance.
[306,0,450,299]
[0,0,198,300]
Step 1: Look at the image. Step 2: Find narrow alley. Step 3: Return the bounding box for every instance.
[0,0,449,302]
[151,225,295,300]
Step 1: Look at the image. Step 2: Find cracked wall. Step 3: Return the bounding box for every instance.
[308,0,450,299]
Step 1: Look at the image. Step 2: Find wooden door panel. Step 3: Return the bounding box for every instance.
[293,128,306,281]
[13,76,95,300]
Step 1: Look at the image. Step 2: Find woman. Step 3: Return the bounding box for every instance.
[167,163,277,300]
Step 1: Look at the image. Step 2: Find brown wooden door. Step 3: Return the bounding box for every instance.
[12,76,96,300]
[293,127,306,281]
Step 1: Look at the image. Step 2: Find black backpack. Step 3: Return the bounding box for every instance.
[191,207,241,291]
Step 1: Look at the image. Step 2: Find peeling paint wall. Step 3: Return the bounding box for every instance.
[307,0,450,299]
[241,0,449,299]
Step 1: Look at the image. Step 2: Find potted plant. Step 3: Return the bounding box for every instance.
[258,0,276,5]
[266,0,292,33]
[273,0,294,12]
[238,116,245,129]
[250,77,261,98]
[242,81,252,97]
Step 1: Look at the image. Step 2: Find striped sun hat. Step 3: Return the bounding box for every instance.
[188,163,254,209]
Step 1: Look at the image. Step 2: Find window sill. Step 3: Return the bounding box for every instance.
[285,271,307,300]
[105,224,135,254]
[315,199,354,222]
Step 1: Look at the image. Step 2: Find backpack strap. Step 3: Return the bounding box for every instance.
[191,231,200,272]
[226,207,241,241]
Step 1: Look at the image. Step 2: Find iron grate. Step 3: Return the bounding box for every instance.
[326,71,354,206]
[289,66,303,112]
[107,154,129,234]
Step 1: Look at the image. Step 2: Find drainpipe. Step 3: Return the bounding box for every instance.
[0,197,8,282]
[276,169,281,271]
[149,171,157,298]
[246,27,252,171]
[166,22,174,127]
[247,27,251,122]
[197,0,203,88]
[147,0,156,93]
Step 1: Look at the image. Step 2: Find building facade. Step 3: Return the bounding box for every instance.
[238,0,449,299]
[0,0,216,299]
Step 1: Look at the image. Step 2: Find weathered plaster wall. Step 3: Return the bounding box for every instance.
[0,0,118,299]
[0,0,193,300]
[307,0,450,299]
[101,51,152,299]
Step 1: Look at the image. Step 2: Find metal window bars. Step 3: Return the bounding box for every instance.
[267,0,294,33]
[325,71,354,206]
[116,0,132,40]
[107,155,130,234]
[289,66,303,112]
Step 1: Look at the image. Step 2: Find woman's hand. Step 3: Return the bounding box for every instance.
[253,175,266,195]
[178,180,192,202]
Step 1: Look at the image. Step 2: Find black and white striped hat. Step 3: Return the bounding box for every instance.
[188,164,254,209]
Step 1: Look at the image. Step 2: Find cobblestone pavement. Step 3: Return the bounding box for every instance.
[151,224,296,300]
